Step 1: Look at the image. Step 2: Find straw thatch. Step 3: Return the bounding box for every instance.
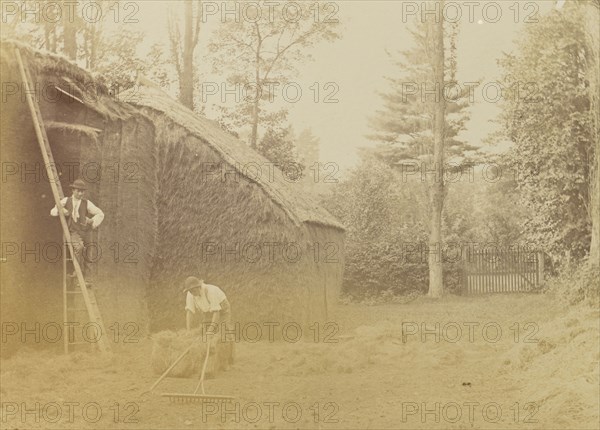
[120,83,343,231]
[120,83,345,331]
[3,40,134,121]
[0,40,345,356]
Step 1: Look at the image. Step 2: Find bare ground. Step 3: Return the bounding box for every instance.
[1,294,598,430]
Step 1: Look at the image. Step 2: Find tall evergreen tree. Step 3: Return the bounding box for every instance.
[368,6,474,297]
[368,20,475,166]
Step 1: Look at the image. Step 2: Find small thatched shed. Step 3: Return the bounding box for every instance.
[1,41,344,354]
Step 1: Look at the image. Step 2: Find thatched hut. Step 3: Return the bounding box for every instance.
[0,41,344,354]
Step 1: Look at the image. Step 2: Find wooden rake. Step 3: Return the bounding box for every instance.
[161,313,234,403]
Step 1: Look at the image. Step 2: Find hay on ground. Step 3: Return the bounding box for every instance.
[151,329,208,378]
[500,307,599,428]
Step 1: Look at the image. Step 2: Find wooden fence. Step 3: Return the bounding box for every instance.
[462,250,544,295]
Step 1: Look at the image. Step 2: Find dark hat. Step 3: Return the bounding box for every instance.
[69,179,87,190]
[182,276,202,294]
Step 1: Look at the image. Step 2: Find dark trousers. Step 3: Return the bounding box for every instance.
[68,230,90,276]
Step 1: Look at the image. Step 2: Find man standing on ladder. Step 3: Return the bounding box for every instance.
[50,178,104,277]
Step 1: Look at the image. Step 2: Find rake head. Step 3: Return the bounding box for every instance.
[161,393,235,403]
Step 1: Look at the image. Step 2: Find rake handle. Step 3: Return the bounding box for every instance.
[194,312,219,395]
[146,332,204,394]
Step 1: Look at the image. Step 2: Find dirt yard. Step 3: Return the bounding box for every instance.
[1,294,598,429]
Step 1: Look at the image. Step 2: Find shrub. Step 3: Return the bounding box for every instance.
[547,259,599,307]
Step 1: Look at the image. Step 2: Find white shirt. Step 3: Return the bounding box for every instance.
[50,197,104,228]
[185,284,227,313]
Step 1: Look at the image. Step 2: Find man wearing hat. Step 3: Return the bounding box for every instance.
[183,276,235,368]
[183,276,232,333]
[50,178,104,276]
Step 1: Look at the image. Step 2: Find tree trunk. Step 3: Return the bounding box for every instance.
[250,45,261,149]
[590,128,600,266]
[586,1,600,266]
[62,1,77,60]
[427,1,445,298]
[83,24,98,70]
[180,0,195,110]
[250,98,260,149]
[44,22,53,52]
[89,25,98,70]
[50,31,57,53]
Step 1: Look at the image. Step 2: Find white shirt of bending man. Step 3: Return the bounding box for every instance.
[50,196,104,228]
[185,283,226,314]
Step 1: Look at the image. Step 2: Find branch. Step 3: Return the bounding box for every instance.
[228,35,255,52]
[263,28,315,80]
[255,21,263,45]
[167,11,182,76]
[261,26,280,42]
[193,0,202,47]
[275,24,286,55]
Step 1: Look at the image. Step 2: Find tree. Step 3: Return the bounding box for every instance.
[296,128,321,192]
[368,2,471,297]
[168,0,202,110]
[0,1,45,48]
[209,1,340,148]
[3,0,151,91]
[426,5,446,298]
[61,0,78,59]
[257,124,301,178]
[2,0,80,56]
[80,0,124,70]
[323,152,429,297]
[296,128,320,169]
[581,0,600,265]
[142,43,176,91]
[92,28,146,91]
[498,1,598,263]
[368,21,475,163]
[42,0,59,53]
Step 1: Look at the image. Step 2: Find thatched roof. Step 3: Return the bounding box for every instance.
[120,83,344,231]
[2,39,343,231]
[0,40,137,121]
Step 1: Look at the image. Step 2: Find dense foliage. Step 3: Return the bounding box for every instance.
[498,3,597,263]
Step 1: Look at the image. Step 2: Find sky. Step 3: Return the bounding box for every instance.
[121,0,557,172]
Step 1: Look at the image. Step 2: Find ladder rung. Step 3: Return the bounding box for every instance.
[66,291,82,294]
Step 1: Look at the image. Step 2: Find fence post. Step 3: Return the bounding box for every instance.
[462,245,470,295]
[537,251,545,287]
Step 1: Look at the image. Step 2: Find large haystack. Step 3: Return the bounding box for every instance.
[120,83,345,331]
[1,41,345,355]
[0,41,157,355]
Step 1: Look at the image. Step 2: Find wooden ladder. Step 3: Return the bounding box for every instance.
[63,246,108,353]
[15,48,111,354]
